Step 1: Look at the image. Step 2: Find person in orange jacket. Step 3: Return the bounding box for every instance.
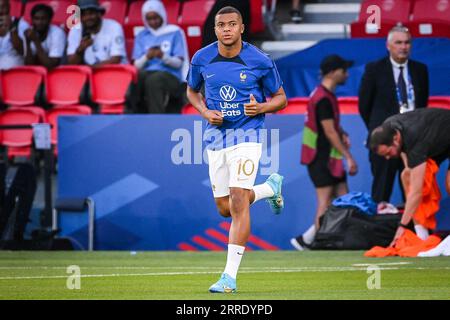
[370,108,450,246]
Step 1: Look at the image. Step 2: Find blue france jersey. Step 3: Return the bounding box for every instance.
[187,41,282,150]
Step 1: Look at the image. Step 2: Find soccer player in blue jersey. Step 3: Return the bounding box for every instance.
[187,6,287,293]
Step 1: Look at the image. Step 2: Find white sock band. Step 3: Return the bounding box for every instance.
[414,224,429,240]
[252,183,274,204]
[303,224,317,245]
[223,244,245,279]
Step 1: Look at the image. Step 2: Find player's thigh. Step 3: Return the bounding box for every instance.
[207,148,230,197]
[227,143,262,190]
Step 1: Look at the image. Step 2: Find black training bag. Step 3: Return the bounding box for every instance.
[310,205,401,250]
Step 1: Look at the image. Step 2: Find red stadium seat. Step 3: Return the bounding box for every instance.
[124,1,144,38]
[1,66,47,106]
[46,105,92,155]
[24,1,76,28]
[406,0,450,38]
[249,0,265,34]
[124,0,180,39]
[0,108,42,159]
[47,66,92,106]
[161,0,181,24]
[126,38,134,61]
[91,64,137,114]
[428,96,450,110]
[100,0,127,25]
[351,0,412,38]
[350,21,397,38]
[9,106,46,122]
[358,0,411,23]
[10,0,23,18]
[411,0,450,23]
[178,0,215,58]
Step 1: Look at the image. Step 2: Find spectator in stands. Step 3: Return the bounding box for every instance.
[67,0,127,66]
[132,0,189,114]
[291,55,358,251]
[202,0,250,47]
[291,0,303,23]
[369,108,450,245]
[0,0,28,70]
[24,4,66,69]
[358,25,429,204]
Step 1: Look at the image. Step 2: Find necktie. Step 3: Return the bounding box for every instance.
[398,66,408,106]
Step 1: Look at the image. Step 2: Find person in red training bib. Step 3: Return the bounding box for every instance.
[291,55,358,251]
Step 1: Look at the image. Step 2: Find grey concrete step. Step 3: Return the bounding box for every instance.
[261,40,317,60]
[301,3,360,24]
[281,23,350,40]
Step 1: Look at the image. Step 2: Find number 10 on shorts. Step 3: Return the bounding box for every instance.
[237,159,255,178]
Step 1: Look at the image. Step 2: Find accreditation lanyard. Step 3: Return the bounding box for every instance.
[395,71,415,114]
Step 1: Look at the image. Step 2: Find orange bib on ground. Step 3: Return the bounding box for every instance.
[364,229,441,257]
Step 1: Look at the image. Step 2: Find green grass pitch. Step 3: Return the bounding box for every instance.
[0,251,449,300]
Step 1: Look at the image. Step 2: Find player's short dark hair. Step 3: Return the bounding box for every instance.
[215,6,243,22]
[31,3,54,20]
[369,123,397,152]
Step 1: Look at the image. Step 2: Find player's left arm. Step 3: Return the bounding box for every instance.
[243,87,287,116]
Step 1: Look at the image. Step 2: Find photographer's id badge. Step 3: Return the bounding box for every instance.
[32,123,51,150]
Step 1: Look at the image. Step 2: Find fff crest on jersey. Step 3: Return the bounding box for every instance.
[240,71,247,82]
[220,85,237,101]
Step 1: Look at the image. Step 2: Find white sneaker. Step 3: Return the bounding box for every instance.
[290,237,310,251]
[418,235,450,257]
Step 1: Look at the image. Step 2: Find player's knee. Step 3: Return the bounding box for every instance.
[229,189,248,211]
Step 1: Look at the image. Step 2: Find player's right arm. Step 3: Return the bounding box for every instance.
[186,52,223,126]
[186,86,223,126]
[321,119,358,176]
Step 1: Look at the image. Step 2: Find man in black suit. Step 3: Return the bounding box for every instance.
[358,25,429,203]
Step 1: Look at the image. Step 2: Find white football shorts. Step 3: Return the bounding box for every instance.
[207,142,262,198]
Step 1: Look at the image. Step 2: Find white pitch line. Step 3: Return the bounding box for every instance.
[352,262,413,267]
[0,265,404,270]
[0,266,221,270]
[1,266,450,281]
[0,265,400,270]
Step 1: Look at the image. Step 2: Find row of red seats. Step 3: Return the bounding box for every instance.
[0,105,91,159]
[0,65,137,113]
[181,96,450,114]
[0,65,137,159]
[351,0,450,38]
[11,0,184,25]
[10,0,265,59]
